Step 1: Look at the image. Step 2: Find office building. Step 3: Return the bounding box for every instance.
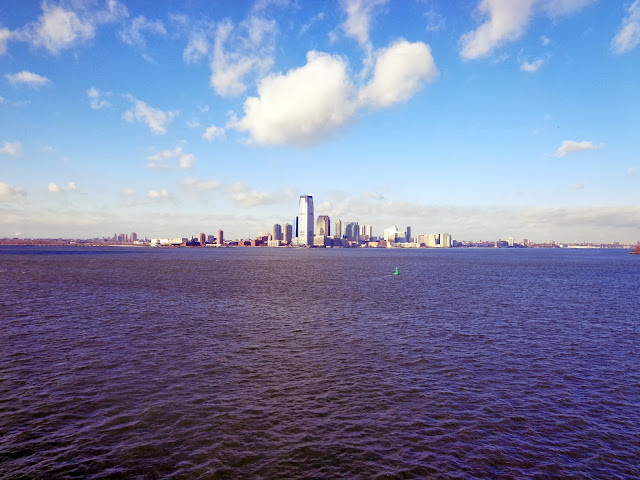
[359,224,373,241]
[345,222,360,243]
[335,219,342,239]
[316,215,330,236]
[217,229,224,245]
[284,223,293,244]
[130,232,137,242]
[297,195,314,246]
[198,232,206,246]
[273,224,282,241]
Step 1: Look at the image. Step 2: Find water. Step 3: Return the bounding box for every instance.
[1,246,639,479]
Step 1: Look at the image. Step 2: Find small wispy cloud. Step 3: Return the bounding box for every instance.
[0,181,26,202]
[87,87,111,110]
[5,71,51,88]
[571,183,585,190]
[202,124,225,141]
[48,181,78,193]
[146,188,171,200]
[120,16,166,48]
[123,95,175,135]
[0,141,22,156]
[611,0,640,54]
[555,140,604,158]
[147,146,196,169]
[181,177,222,191]
[520,58,544,72]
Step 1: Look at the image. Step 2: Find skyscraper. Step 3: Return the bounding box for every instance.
[335,219,342,239]
[345,222,359,243]
[284,223,293,244]
[217,229,224,245]
[198,232,206,246]
[316,215,330,236]
[297,195,314,246]
[273,224,282,241]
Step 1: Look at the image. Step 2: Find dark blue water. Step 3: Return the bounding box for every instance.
[1,246,639,479]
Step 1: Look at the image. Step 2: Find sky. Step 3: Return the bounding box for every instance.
[1,0,639,243]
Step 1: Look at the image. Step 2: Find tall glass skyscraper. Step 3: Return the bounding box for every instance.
[297,195,314,246]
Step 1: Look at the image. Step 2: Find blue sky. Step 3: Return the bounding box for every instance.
[1,0,639,243]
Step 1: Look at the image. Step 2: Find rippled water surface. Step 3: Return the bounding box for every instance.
[1,246,639,479]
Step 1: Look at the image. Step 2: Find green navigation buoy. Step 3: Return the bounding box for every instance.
[394,266,399,276]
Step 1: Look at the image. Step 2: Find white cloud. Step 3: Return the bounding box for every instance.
[542,0,596,17]
[147,147,196,169]
[202,124,225,141]
[0,95,3,103]
[5,71,51,88]
[520,58,544,72]
[120,15,166,47]
[94,0,129,24]
[209,18,275,97]
[460,0,594,60]
[179,153,196,169]
[424,8,446,32]
[341,0,387,46]
[18,2,94,54]
[87,87,111,109]
[121,188,137,196]
[612,0,640,54]
[47,181,77,193]
[4,1,126,55]
[359,39,438,109]
[0,27,10,55]
[229,182,276,207]
[181,177,222,191]
[540,35,551,46]
[183,31,208,63]
[0,141,22,157]
[186,120,201,129]
[233,39,438,147]
[42,145,55,152]
[233,50,356,147]
[572,184,585,190]
[253,0,292,11]
[123,95,174,135]
[460,0,536,60]
[0,181,26,202]
[555,140,604,157]
[244,16,276,46]
[300,12,325,35]
[147,188,171,199]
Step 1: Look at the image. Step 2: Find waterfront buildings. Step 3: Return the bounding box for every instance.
[416,233,452,248]
[198,232,206,246]
[335,219,342,239]
[345,222,359,243]
[360,224,373,242]
[217,229,224,245]
[316,215,330,237]
[297,195,314,246]
[384,226,411,243]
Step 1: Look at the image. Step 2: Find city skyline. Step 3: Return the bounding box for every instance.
[1,1,639,243]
